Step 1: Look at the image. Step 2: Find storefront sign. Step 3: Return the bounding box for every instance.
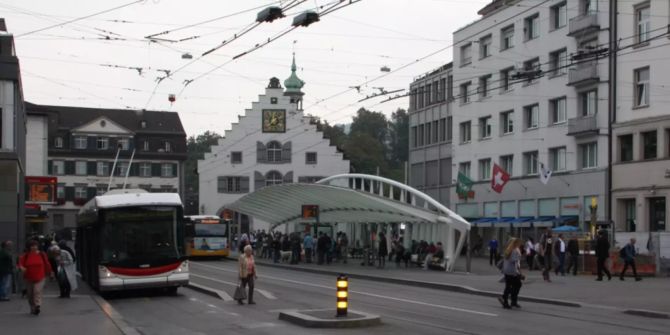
[25,176,57,204]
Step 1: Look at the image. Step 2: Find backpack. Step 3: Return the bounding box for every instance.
[619,245,627,258]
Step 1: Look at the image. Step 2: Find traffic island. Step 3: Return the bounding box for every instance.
[278,309,381,328]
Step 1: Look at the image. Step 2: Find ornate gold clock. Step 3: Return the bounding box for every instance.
[262,109,286,133]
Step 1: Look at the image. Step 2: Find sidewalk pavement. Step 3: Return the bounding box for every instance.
[0,278,124,335]
[233,251,670,316]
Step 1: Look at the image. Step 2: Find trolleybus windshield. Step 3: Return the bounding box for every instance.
[193,223,228,251]
[101,206,182,265]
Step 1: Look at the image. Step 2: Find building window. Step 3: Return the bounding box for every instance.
[623,199,637,232]
[460,121,471,143]
[550,97,567,124]
[425,84,432,105]
[411,126,417,148]
[500,155,513,175]
[523,58,541,84]
[642,131,657,159]
[265,171,283,186]
[447,75,454,101]
[163,141,172,152]
[96,185,107,196]
[116,162,129,176]
[432,120,439,143]
[118,138,129,150]
[500,25,514,50]
[549,49,567,76]
[52,161,65,175]
[271,97,278,104]
[439,118,446,142]
[619,134,633,162]
[74,186,87,200]
[460,82,471,104]
[425,122,432,145]
[479,116,492,139]
[459,162,471,178]
[231,151,242,164]
[550,147,567,171]
[54,137,63,148]
[501,110,514,134]
[524,14,539,41]
[140,120,147,129]
[418,86,425,108]
[139,163,151,177]
[161,163,173,177]
[636,4,650,44]
[306,152,317,164]
[75,161,87,176]
[56,184,65,200]
[579,90,597,116]
[478,75,491,98]
[97,137,109,150]
[433,81,439,103]
[97,161,109,176]
[460,43,472,66]
[418,124,425,146]
[551,2,567,30]
[582,0,598,14]
[447,116,453,141]
[524,104,539,130]
[479,35,492,59]
[634,67,650,107]
[267,141,282,162]
[580,142,598,168]
[500,67,513,92]
[439,78,446,101]
[74,136,87,149]
[479,159,491,181]
[523,151,539,175]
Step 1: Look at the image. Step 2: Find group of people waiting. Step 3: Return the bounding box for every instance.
[0,237,77,316]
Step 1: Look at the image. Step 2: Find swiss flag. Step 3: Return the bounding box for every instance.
[491,163,510,193]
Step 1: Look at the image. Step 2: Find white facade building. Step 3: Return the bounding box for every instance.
[449,0,611,232]
[198,58,350,233]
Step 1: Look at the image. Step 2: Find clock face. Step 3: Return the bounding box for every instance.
[262,109,286,133]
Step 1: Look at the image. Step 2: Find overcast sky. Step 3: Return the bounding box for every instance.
[2,0,485,136]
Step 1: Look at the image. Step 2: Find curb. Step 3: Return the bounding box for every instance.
[252,260,581,307]
[623,309,670,319]
[185,283,224,300]
[278,309,382,328]
[91,295,142,335]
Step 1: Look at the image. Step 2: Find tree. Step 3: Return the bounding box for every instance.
[312,117,347,148]
[389,108,409,167]
[184,131,222,215]
[343,132,388,175]
[350,108,389,144]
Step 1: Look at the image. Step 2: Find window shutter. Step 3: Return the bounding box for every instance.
[282,141,292,163]
[254,171,265,191]
[256,141,266,163]
[88,136,96,149]
[65,187,75,201]
[47,161,53,175]
[217,177,226,193]
[172,164,178,177]
[240,177,250,192]
[283,171,293,183]
[152,163,161,177]
[65,161,75,175]
[87,162,96,176]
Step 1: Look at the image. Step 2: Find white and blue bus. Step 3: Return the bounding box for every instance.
[76,189,189,293]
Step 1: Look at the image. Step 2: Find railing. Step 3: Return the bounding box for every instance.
[568,13,599,36]
[568,61,599,86]
[567,115,598,136]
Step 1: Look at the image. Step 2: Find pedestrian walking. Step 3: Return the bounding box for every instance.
[539,228,553,282]
[565,237,579,276]
[54,248,77,298]
[237,245,257,305]
[303,233,314,263]
[524,238,535,270]
[555,234,566,276]
[340,233,349,264]
[498,238,524,309]
[18,240,53,315]
[620,238,642,281]
[377,232,388,268]
[0,240,14,301]
[595,230,612,281]
[488,238,499,266]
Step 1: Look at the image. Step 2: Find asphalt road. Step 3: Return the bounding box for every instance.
[105,260,670,335]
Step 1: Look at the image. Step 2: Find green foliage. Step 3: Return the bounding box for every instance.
[184,131,222,214]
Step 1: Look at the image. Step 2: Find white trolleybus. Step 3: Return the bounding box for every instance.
[76,189,189,293]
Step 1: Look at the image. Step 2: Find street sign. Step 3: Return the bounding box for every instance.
[25,176,57,204]
[301,204,319,219]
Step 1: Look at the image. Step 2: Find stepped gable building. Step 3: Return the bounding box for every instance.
[198,55,350,234]
[26,102,187,231]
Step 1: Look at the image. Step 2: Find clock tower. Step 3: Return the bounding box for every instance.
[283,53,305,110]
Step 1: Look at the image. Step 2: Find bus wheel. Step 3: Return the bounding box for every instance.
[166,287,178,295]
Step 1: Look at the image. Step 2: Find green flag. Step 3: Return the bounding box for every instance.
[456,172,473,198]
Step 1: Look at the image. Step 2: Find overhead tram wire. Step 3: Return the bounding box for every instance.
[15,0,144,38]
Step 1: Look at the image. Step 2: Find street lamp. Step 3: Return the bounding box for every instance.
[336,274,348,317]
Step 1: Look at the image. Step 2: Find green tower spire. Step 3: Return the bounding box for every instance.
[284,53,304,94]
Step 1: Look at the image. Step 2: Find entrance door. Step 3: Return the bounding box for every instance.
[649,197,666,232]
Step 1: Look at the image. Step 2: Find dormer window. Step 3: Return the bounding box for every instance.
[74,136,87,149]
[54,137,63,148]
[140,120,147,129]
[143,140,149,151]
[162,141,172,153]
[271,97,278,104]
[97,137,109,150]
[118,138,129,150]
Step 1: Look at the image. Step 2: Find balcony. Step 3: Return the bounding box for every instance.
[568,62,599,86]
[568,13,599,36]
[567,115,599,137]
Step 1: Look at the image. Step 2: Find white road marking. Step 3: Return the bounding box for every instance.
[189,281,234,301]
[191,262,497,317]
[190,273,276,300]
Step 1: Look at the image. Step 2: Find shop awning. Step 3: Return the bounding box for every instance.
[471,217,497,227]
[509,216,534,228]
[533,216,556,228]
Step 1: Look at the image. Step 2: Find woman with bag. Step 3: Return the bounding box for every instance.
[54,248,77,298]
[236,245,257,305]
[18,240,53,315]
[497,238,524,309]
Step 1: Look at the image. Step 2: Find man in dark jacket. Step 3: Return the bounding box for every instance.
[620,238,642,281]
[595,230,612,281]
[539,228,553,282]
[316,233,326,265]
[0,241,14,301]
[565,237,579,276]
